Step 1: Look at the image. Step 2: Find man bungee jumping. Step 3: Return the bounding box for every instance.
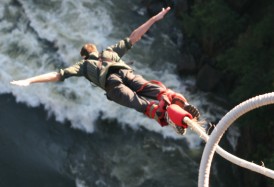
[10,7,199,134]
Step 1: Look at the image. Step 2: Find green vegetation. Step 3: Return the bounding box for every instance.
[179,0,274,186]
[182,0,245,56]
[218,7,274,102]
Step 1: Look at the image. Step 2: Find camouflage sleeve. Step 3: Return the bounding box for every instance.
[108,37,132,58]
[59,61,85,81]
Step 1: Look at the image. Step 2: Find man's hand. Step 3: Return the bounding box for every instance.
[10,72,61,86]
[10,79,31,86]
[129,6,171,45]
[153,7,171,22]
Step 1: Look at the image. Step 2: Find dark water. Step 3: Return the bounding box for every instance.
[0,93,241,187]
[0,94,195,187]
[0,94,75,187]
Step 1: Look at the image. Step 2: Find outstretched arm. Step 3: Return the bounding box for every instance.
[10,72,61,86]
[129,7,171,45]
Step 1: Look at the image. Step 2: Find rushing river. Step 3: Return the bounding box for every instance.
[0,0,241,186]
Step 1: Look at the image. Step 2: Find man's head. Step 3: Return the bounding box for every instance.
[80,43,98,60]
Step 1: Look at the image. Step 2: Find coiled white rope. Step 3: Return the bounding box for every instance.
[183,92,274,187]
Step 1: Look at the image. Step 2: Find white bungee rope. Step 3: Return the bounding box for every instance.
[182,92,274,187]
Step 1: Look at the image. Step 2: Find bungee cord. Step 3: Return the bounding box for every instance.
[180,92,274,187]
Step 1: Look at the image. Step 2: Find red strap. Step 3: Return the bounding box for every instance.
[136,80,166,93]
[144,102,156,117]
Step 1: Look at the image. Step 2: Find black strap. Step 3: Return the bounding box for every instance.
[83,61,88,80]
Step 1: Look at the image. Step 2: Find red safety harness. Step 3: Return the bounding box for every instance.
[137,80,189,127]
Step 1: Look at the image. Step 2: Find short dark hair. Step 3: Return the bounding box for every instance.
[80,43,97,59]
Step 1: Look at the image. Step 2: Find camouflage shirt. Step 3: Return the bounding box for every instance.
[59,37,132,90]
